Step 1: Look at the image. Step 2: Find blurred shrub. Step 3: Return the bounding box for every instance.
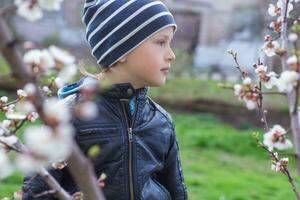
[42,35,61,47]
[170,48,195,78]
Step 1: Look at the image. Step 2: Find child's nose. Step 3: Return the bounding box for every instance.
[167,47,176,62]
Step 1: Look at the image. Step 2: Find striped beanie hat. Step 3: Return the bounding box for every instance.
[83,0,177,68]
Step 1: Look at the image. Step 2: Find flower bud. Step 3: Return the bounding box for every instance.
[17,89,28,99]
[0,96,8,104]
[264,35,272,41]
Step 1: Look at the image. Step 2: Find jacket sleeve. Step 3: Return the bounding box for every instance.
[22,168,65,200]
[157,122,188,200]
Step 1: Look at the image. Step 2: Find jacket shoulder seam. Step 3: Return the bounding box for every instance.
[147,97,174,130]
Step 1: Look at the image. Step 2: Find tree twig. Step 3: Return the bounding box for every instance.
[228,51,247,79]
[280,0,300,176]
[257,81,269,131]
[0,4,17,16]
[12,118,27,133]
[67,143,106,200]
[292,40,300,114]
[255,134,300,200]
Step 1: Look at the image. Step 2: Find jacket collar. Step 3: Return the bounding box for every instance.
[101,82,148,101]
[57,76,149,101]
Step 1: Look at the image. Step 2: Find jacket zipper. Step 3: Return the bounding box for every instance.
[120,98,138,200]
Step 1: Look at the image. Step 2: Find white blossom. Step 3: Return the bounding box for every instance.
[288,33,298,42]
[244,99,257,110]
[27,112,39,123]
[276,71,299,92]
[255,65,279,90]
[48,45,75,65]
[17,89,28,98]
[2,104,15,114]
[268,4,278,16]
[277,1,294,18]
[271,157,289,172]
[40,50,55,70]
[243,77,252,85]
[24,83,37,96]
[0,135,18,147]
[57,64,77,85]
[16,101,35,115]
[16,154,44,173]
[264,72,278,89]
[1,120,12,129]
[15,0,43,21]
[77,101,98,120]
[38,0,64,11]
[54,77,63,88]
[42,86,50,93]
[271,161,281,172]
[233,78,258,110]
[13,191,23,199]
[255,65,267,75]
[287,55,298,65]
[23,49,41,66]
[43,98,71,123]
[233,84,242,96]
[23,49,55,73]
[0,149,12,179]
[24,125,73,162]
[0,96,8,104]
[263,124,293,150]
[262,41,280,57]
[52,160,67,169]
[5,112,27,120]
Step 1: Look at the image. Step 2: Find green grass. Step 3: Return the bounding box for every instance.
[173,112,298,200]
[0,56,10,75]
[0,171,23,197]
[0,112,299,199]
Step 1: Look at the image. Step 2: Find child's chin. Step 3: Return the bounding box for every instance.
[149,82,165,87]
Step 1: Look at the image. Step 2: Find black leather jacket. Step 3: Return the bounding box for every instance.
[22,78,187,200]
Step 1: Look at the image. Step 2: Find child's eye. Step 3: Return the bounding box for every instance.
[157,41,166,46]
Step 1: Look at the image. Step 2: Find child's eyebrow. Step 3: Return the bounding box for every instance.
[157,34,173,40]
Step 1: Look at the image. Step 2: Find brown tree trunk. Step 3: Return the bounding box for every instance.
[280,0,300,176]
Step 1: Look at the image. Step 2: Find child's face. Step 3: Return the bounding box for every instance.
[121,26,176,88]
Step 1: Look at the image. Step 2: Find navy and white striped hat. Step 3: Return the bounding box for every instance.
[83,0,177,68]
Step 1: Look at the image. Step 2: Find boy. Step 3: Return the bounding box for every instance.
[23,0,187,199]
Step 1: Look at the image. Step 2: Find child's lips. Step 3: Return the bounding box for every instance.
[160,67,170,75]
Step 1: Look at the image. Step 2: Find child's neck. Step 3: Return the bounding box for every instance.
[99,71,143,89]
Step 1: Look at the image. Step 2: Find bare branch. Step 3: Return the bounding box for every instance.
[67,143,106,200]
[33,189,56,198]
[292,40,300,114]
[260,91,286,95]
[257,81,269,131]
[0,17,33,84]
[0,4,17,16]
[36,168,72,200]
[0,78,23,91]
[228,51,247,79]
[254,134,300,199]
[280,0,300,176]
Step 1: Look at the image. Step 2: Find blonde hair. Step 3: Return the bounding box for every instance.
[78,59,105,80]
